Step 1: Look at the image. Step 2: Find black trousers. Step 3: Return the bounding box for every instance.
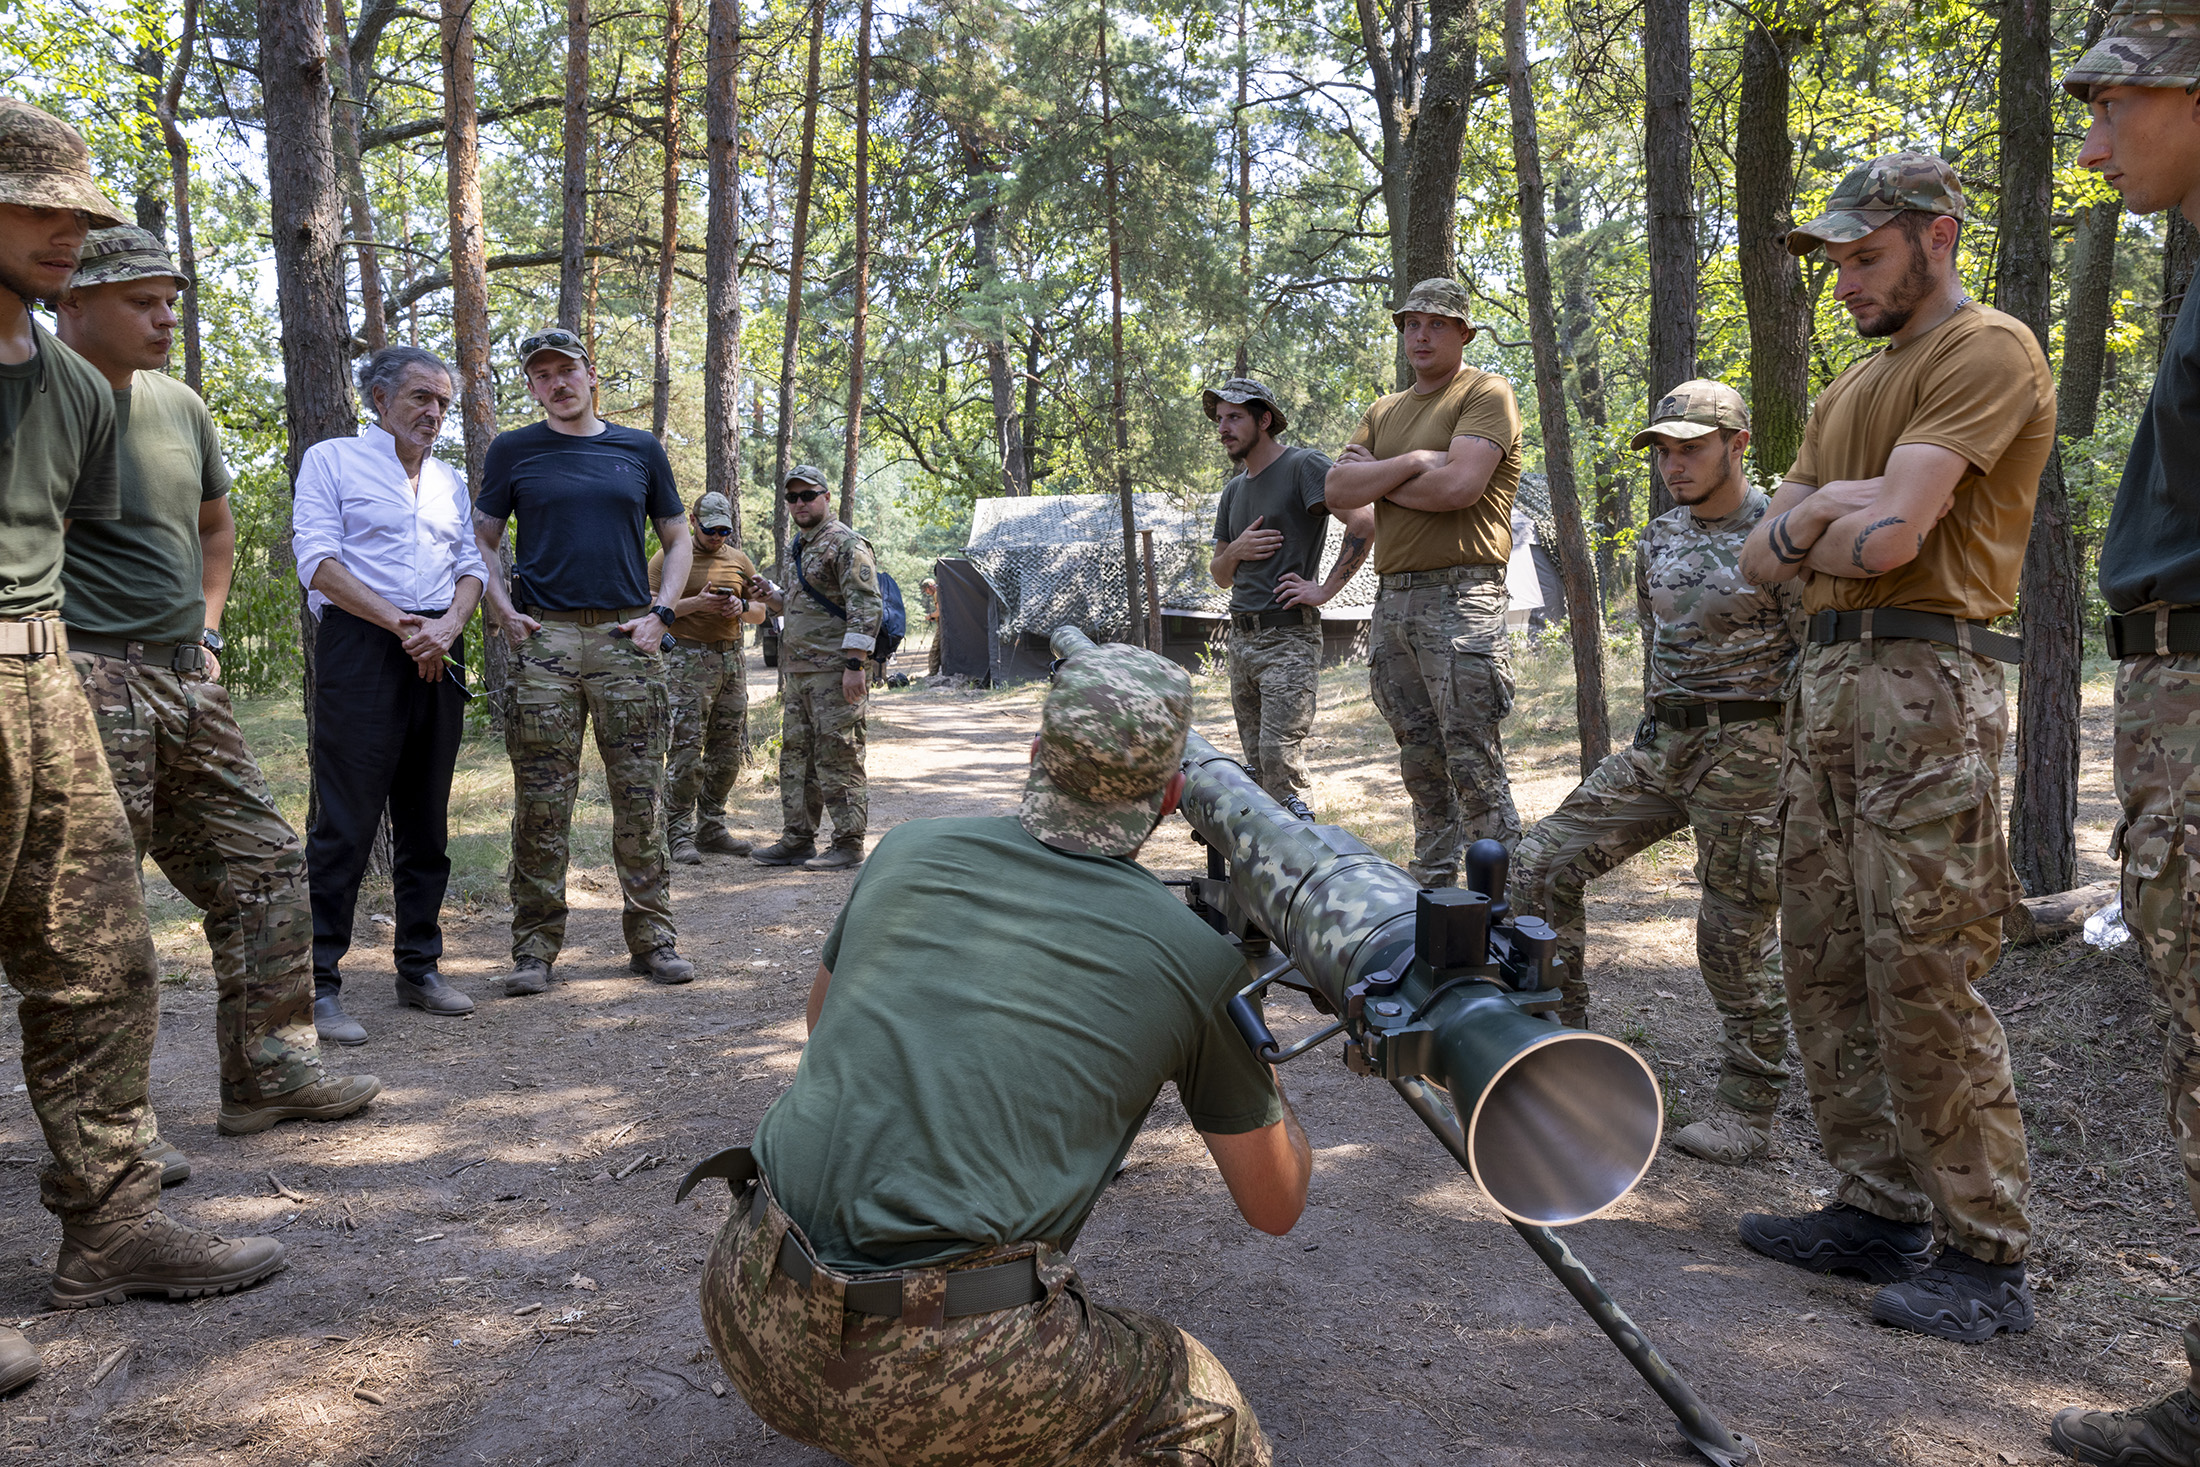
[306,606,467,994]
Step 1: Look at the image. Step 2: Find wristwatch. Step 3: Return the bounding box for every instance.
[651,604,677,627]
[200,627,225,654]
[843,657,866,672]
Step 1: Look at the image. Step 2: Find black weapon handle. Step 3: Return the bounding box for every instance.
[1227,993,1284,1064]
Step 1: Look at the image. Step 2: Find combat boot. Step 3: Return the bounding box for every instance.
[751,838,816,867]
[50,1211,286,1308]
[1738,1203,1932,1283]
[0,1326,37,1394]
[696,827,751,856]
[506,957,551,997]
[1671,1110,1772,1166]
[217,1072,383,1136]
[144,1135,191,1187]
[802,841,865,872]
[670,836,703,865]
[1870,1247,2033,1342]
[630,946,695,985]
[2053,1324,2200,1465]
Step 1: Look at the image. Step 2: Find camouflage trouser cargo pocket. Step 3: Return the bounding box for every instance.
[1857,757,2016,937]
[507,686,580,756]
[2121,803,2199,980]
[1700,810,1781,910]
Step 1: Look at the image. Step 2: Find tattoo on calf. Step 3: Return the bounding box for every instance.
[1851,515,1907,570]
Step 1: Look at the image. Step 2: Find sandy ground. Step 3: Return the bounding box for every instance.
[0,649,2183,1467]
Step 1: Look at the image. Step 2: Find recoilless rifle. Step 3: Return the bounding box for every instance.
[1048,624,1757,1467]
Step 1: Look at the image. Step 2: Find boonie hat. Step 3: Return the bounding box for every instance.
[518,325,591,369]
[1787,151,1967,256]
[1628,379,1751,450]
[1019,643,1192,859]
[693,492,734,531]
[784,464,829,490]
[72,225,190,290]
[1389,277,1478,341]
[0,98,122,227]
[1201,377,1289,436]
[2064,0,2200,97]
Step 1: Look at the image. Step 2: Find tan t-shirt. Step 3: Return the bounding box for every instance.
[649,539,760,643]
[1786,302,2054,620]
[1347,367,1523,574]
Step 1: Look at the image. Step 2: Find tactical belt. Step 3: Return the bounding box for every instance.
[65,629,208,673]
[1378,564,1504,592]
[1230,607,1319,631]
[527,606,647,627]
[686,636,743,652]
[0,618,64,658]
[2104,607,2200,659]
[1806,607,2022,665]
[1651,699,1785,731]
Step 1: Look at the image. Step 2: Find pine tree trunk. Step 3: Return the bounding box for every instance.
[1735,8,1807,479]
[1505,0,1608,775]
[558,0,591,330]
[704,0,743,540]
[1553,168,1617,601]
[2163,211,2198,363]
[1402,0,1475,286]
[1099,3,1139,645]
[651,0,685,442]
[1234,0,1252,380]
[2061,201,2119,440]
[838,0,873,524]
[325,0,385,354]
[967,138,1029,497]
[1643,0,1695,520]
[771,0,824,577]
[157,0,203,392]
[441,0,499,718]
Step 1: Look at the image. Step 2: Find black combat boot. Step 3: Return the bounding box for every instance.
[1870,1247,2033,1342]
[1737,1203,1932,1283]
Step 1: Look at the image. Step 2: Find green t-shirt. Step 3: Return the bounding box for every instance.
[0,324,118,618]
[63,371,232,644]
[1212,444,1336,614]
[754,815,1282,1272]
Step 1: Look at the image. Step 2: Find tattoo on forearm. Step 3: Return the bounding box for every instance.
[1851,515,1907,570]
[1337,533,1370,572]
[1768,511,1808,566]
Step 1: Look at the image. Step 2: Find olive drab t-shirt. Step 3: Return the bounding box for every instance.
[1641,489,1804,703]
[1346,366,1523,574]
[1785,302,2054,621]
[1211,444,1336,613]
[0,324,119,619]
[753,815,1283,1272]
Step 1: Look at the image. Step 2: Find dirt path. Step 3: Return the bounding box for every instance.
[0,663,2176,1466]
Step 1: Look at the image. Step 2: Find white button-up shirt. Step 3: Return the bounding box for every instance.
[292,426,489,619]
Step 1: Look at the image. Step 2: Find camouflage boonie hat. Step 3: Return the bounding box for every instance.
[693,491,734,531]
[1389,277,1478,341]
[1787,151,1967,255]
[1201,377,1289,436]
[784,464,829,491]
[1629,379,1750,449]
[72,225,189,290]
[2065,0,2200,97]
[518,325,590,368]
[0,98,122,227]
[1019,643,1192,858]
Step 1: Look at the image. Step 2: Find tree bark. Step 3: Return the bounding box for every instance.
[559,0,592,330]
[1735,5,1808,479]
[325,0,385,355]
[704,0,743,545]
[651,0,685,442]
[838,0,873,524]
[1234,0,1252,380]
[1643,0,1695,520]
[1553,167,1617,601]
[440,0,500,710]
[2164,210,2198,363]
[1504,0,1608,775]
[1100,2,1140,644]
[967,138,1029,496]
[1998,0,2080,897]
[1402,0,1476,286]
[2060,201,2119,440]
[157,0,203,391]
[771,0,825,576]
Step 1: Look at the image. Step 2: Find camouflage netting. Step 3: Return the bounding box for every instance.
[965,492,1380,641]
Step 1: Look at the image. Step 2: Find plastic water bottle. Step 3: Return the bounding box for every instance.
[2084,899,2130,950]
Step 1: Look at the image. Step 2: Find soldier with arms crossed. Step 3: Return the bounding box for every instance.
[1513,381,1797,1167]
[1323,278,1525,884]
[696,642,1308,1465]
[2050,14,2200,1461]
[1735,151,2048,1342]
[1205,376,1372,804]
[649,490,764,865]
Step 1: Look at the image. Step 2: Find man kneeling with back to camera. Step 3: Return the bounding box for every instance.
[691,640,1310,1465]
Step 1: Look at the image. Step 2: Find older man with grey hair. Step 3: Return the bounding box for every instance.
[292,344,488,1043]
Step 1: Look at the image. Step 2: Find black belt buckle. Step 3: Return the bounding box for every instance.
[1807,608,1839,646]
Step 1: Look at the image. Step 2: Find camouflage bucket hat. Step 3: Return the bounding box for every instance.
[1787,151,1967,255]
[784,464,829,491]
[1019,643,1193,858]
[1389,277,1478,341]
[1201,377,1289,436]
[1629,379,1750,449]
[0,98,123,227]
[73,225,189,290]
[518,325,590,368]
[693,491,735,531]
[2065,0,2200,97]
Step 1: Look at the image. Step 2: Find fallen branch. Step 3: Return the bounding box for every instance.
[88,1344,131,1388]
[268,1171,310,1202]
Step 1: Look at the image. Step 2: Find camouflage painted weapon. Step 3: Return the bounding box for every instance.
[1049,625,1758,1467]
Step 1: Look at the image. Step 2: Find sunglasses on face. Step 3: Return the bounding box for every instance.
[785,489,827,504]
[699,526,732,536]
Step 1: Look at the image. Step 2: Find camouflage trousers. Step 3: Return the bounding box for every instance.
[0,643,160,1223]
[779,670,866,847]
[1782,638,2031,1265]
[664,639,749,846]
[505,620,673,963]
[702,1176,1270,1467]
[71,651,320,1104]
[1228,622,1321,803]
[1369,567,1520,884]
[1512,718,1790,1118]
[2112,647,2200,1221]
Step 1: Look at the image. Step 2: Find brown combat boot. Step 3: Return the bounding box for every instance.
[143,1135,191,1187]
[696,826,751,856]
[218,1072,383,1136]
[0,1326,38,1394]
[2052,1323,2200,1465]
[1671,1109,1773,1166]
[670,836,703,865]
[802,841,865,872]
[50,1211,286,1308]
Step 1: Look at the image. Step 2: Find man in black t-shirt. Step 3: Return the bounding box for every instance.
[1204,378,1370,802]
[472,327,696,995]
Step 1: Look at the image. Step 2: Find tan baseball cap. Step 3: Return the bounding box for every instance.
[1629,379,1751,450]
[0,98,123,227]
[1787,151,1968,256]
[693,492,734,531]
[518,325,591,369]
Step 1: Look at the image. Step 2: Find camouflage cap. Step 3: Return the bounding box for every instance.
[1389,277,1478,341]
[1201,377,1289,436]
[693,491,734,531]
[72,225,189,290]
[1787,151,1967,256]
[1019,642,1192,858]
[784,464,829,490]
[0,98,123,227]
[518,325,591,368]
[2064,0,2200,98]
[1628,379,1750,449]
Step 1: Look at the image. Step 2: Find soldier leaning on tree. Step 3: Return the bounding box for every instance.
[649,490,766,866]
[1735,150,2049,1343]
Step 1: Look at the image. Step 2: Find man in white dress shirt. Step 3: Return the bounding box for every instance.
[291,346,488,1043]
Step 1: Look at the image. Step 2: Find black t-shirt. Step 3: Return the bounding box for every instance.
[475,421,684,611]
[2102,279,2200,612]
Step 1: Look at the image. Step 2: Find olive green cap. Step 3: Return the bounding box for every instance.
[1787,151,1967,256]
[0,98,123,227]
[784,464,829,491]
[1018,642,1192,858]
[1628,379,1750,450]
